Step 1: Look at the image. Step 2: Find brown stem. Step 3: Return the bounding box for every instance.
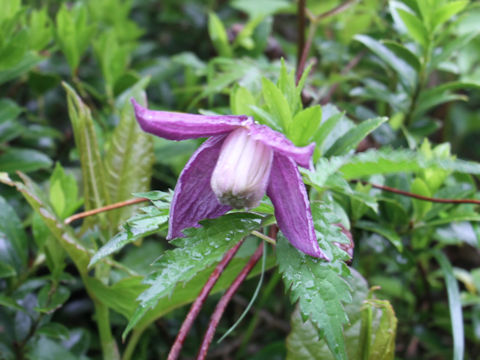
[167,239,245,360]
[196,243,264,360]
[316,0,356,21]
[64,198,148,224]
[354,180,480,205]
[296,0,306,78]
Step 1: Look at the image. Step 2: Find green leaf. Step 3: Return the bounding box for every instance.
[354,34,417,93]
[0,30,28,70]
[432,1,468,31]
[325,117,387,157]
[0,196,28,273]
[230,85,256,116]
[28,337,78,360]
[89,196,170,267]
[208,12,232,57]
[262,77,292,130]
[286,269,397,360]
[93,29,132,92]
[35,285,71,313]
[434,250,464,360]
[231,0,290,17]
[411,177,432,220]
[382,40,421,72]
[0,51,42,85]
[63,82,110,227]
[313,112,343,159]
[49,163,82,220]
[0,147,52,173]
[396,8,430,48]
[355,220,403,252]
[337,148,480,179]
[429,32,478,72]
[277,234,352,360]
[28,7,53,51]
[288,105,322,146]
[104,82,154,228]
[0,173,91,274]
[124,213,265,335]
[56,3,95,72]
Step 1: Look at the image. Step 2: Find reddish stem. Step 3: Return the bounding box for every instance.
[64,198,148,224]
[167,239,245,360]
[356,180,480,205]
[196,243,264,360]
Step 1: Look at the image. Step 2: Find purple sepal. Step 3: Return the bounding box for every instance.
[132,99,249,141]
[248,124,315,170]
[167,135,231,239]
[267,153,328,260]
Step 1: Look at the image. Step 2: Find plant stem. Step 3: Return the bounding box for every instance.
[65,197,148,224]
[354,180,480,205]
[94,300,120,360]
[196,243,264,360]
[122,324,148,360]
[167,239,245,360]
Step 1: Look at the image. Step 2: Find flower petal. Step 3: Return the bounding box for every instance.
[132,99,248,140]
[248,123,315,169]
[267,153,328,259]
[168,135,231,239]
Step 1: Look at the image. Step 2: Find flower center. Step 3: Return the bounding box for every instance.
[210,127,274,209]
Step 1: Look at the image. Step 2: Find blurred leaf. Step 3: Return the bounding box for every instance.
[63,82,110,228]
[313,112,344,159]
[0,195,28,273]
[93,29,132,93]
[231,0,291,17]
[0,148,52,173]
[355,220,403,252]
[104,81,154,229]
[208,12,232,57]
[277,234,352,360]
[355,34,417,93]
[0,99,24,143]
[49,163,83,220]
[434,250,464,360]
[36,285,71,313]
[431,1,468,31]
[0,173,91,274]
[396,8,429,48]
[231,85,256,116]
[0,30,28,70]
[411,177,432,220]
[28,337,78,360]
[0,51,42,85]
[56,3,95,72]
[325,117,387,157]
[28,7,53,51]
[124,213,265,336]
[382,40,421,72]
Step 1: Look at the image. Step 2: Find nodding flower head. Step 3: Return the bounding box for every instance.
[131,99,328,260]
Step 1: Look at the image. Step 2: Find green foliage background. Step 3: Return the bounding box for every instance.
[1,0,480,359]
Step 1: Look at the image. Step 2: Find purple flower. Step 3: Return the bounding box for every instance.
[131,99,327,259]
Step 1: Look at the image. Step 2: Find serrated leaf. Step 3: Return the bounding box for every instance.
[63,82,110,229]
[286,269,397,360]
[277,234,352,360]
[325,117,387,157]
[104,83,154,229]
[89,205,169,267]
[124,213,265,334]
